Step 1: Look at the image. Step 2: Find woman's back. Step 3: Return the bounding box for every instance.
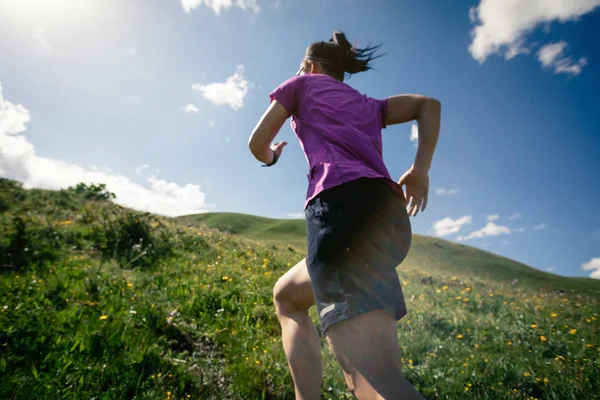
[270,73,394,208]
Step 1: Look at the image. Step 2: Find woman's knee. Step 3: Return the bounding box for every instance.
[272,259,314,315]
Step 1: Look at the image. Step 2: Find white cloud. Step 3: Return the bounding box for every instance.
[508,213,522,220]
[208,120,216,128]
[432,215,472,237]
[456,222,511,241]
[487,214,499,221]
[135,164,150,174]
[0,81,211,218]
[192,65,249,110]
[582,257,600,279]
[537,41,587,75]
[409,124,418,147]
[533,223,547,230]
[34,26,52,52]
[546,267,556,272]
[181,104,200,113]
[468,0,600,63]
[513,227,526,233]
[129,48,137,56]
[182,0,260,14]
[286,212,304,219]
[435,188,459,195]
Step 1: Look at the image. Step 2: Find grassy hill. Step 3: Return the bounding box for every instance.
[179,212,600,296]
[1,178,599,400]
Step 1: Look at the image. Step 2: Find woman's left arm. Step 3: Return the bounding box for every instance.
[248,100,289,165]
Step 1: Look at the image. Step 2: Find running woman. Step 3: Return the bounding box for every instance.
[248,31,440,400]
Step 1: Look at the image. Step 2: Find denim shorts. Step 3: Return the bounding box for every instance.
[305,177,411,335]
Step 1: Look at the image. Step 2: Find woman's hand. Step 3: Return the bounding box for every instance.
[271,141,288,159]
[397,167,429,217]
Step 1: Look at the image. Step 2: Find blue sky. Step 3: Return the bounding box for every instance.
[0,0,599,279]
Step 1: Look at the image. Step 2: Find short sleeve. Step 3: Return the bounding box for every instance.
[379,98,388,129]
[269,75,304,115]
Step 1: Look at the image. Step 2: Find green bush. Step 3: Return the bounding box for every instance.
[0,216,63,272]
[97,212,173,269]
[66,183,116,202]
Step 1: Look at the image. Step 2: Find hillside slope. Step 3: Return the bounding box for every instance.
[179,212,600,296]
[2,179,599,399]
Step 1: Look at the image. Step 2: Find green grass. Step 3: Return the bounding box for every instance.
[180,212,600,296]
[1,178,599,399]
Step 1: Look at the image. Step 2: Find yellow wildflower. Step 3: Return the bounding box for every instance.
[551,313,558,317]
[457,334,463,339]
[530,324,537,328]
[442,285,448,290]
[569,329,577,334]
[99,315,108,320]
[540,335,548,341]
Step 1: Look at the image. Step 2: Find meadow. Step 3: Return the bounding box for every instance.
[0,178,598,399]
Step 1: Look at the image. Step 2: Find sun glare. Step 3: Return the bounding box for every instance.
[3,0,97,24]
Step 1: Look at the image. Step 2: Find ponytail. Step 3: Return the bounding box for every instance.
[304,31,383,81]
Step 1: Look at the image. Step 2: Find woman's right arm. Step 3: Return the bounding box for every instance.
[385,94,441,216]
[386,94,441,173]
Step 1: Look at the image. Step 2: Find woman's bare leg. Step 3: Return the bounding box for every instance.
[325,308,425,400]
[273,258,321,400]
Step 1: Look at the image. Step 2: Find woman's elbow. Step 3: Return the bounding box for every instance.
[426,97,441,110]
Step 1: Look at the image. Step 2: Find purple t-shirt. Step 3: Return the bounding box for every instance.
[270,73,402,209]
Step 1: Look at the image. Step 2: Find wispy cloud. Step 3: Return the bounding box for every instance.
[208,120,216,128]
[533,223,547,230]
[432,216,472,237]
[487,214,499,222]
[409,124,418,147]
[286,212,304,219]
[34,26,52,52]
[181,104,200,114]
[545,267,556,272]
[582,257,600,279]
[0,81,211,217]
[192,65,249,110]
[135,164,150,174]
[182,0,260,14]
[513,227,526,233]
[508,213,522,220]
[537,41,587,76]
[457,222,511,241]
[435,188,459,195]
[468,0,600,64]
